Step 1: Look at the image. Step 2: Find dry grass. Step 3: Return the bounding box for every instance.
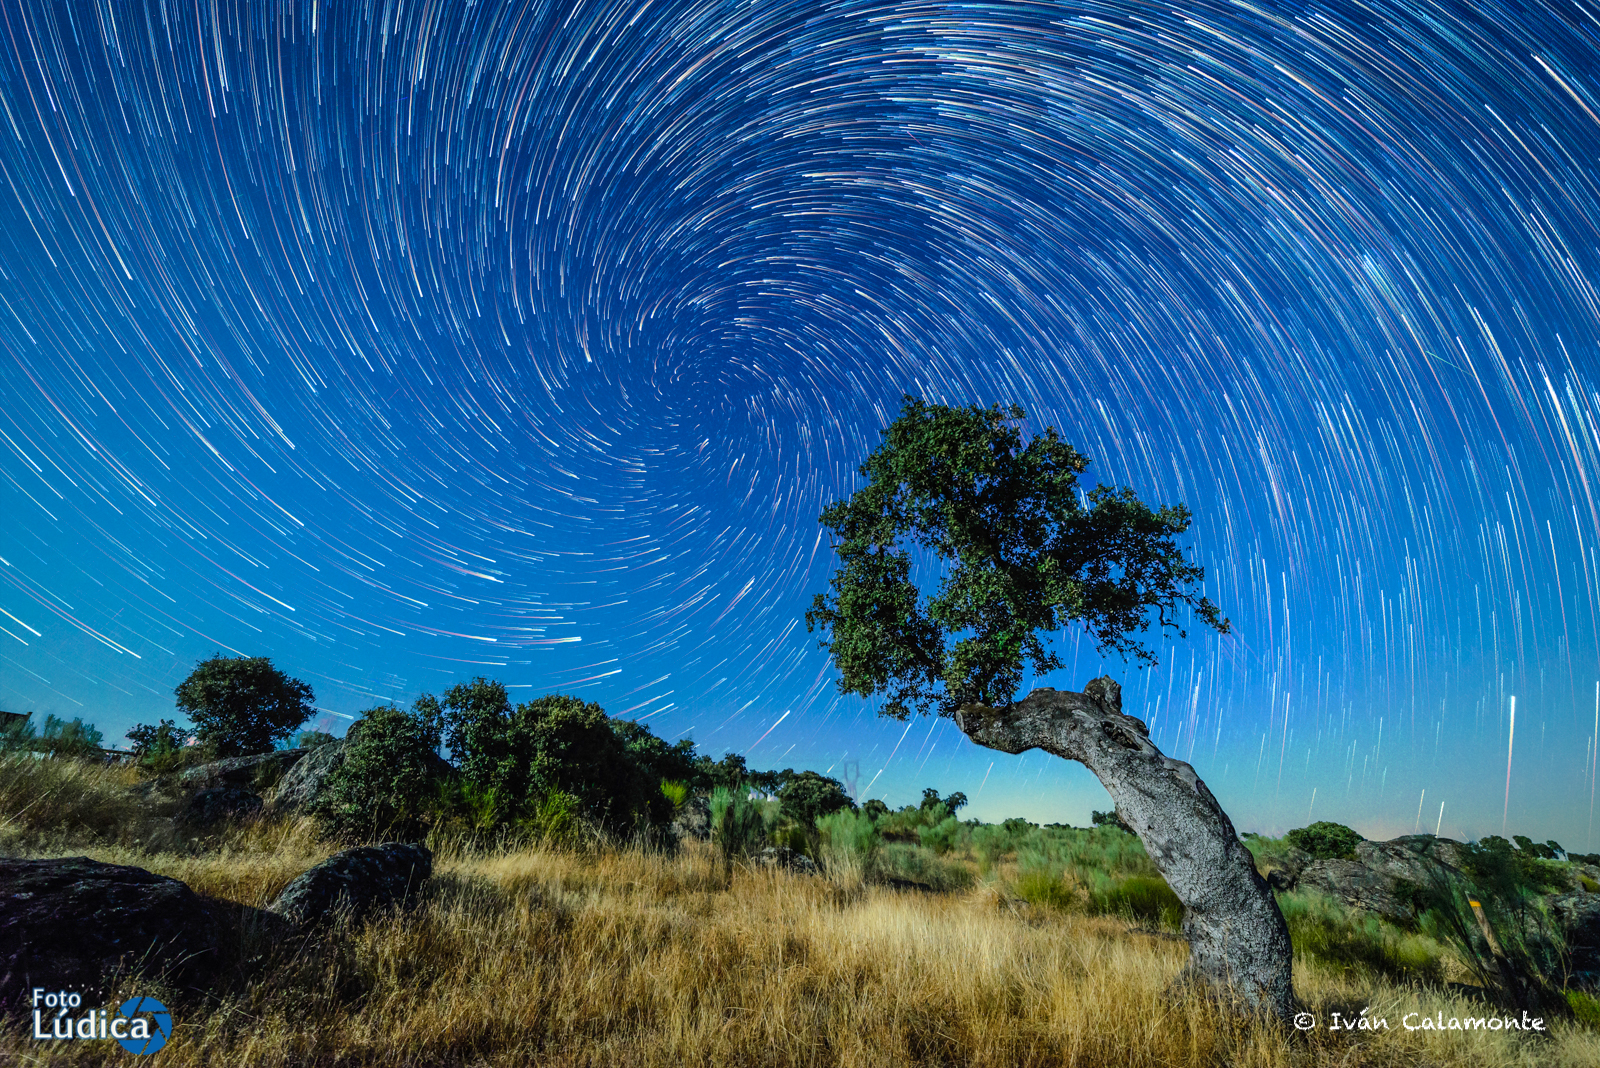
[3,757,1596,1066]
[1,832,1593,1067]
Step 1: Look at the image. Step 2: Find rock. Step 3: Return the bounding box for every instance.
[1549,891,1600,989]
[1253,842,1313,891]
[755,846,818,876]
[180,748,309,791]
[176,785,263,827]
[1290,835,1468,925]
[1298,859,1421,925]
[671,794,711,842]
[268,843,433,927]
[267,739,350,814]
[0,857,220,1017]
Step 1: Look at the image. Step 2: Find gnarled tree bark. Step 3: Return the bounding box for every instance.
[956,676,1295,1022]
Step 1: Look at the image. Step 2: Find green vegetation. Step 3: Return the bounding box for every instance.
[1284,821,1363,860]
[805,395,1229,719]
[174,655,315,757]
[311,705,444,841]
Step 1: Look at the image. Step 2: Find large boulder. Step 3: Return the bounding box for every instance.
[267,739,350,814]
[268,843,433,928]
[1548,891,1600,989]
[176,785,263,828]
[1279,834,1468,925]
[180,748,310,791]
[672,794,711,842]
[1298,859,1419,924]
[0,857,221,1017]
[756,846,818,876]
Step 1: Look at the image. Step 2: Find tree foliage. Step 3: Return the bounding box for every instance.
[806,396,1228,718]
[174,656,315,757]
[777,770,854,829]
[1284,821,1363,861]
[312,705,443,841]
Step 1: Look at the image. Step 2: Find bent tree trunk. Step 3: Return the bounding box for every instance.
[955,676,1295,1022]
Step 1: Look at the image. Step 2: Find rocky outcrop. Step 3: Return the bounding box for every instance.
[672,794,711,842]
[176,784,263,827]
[268,843,433,928]
[756,846,819,876]
[0,857,221,1017]
[179,748,309,791]
[267,738,350,814]
[1548,891,1600,988]
[1273,834,1469,925]
[1298,859,1420,925]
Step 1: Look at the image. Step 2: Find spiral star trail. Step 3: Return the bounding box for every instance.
[2,0,1599,843]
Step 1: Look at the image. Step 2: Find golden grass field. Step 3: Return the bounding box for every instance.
[2,756,1598,1066]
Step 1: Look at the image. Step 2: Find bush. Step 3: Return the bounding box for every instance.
[175,656,314,757]
[862,798,889,821]
[435,681,653,832]
[312,705,442,841]
[1015,870,1078,911]
[1279,889,1444,983]
[1284,821,1363,861]
[294,730,337,750]
[778,771,854,829]
[875,842,974,891]
[817,808,880,885]
[918,814,962,855]
[709,785,768,861]
[1091,808,1132,834]
[128,719,188,773]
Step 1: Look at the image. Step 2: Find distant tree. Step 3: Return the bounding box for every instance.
[1285,821,1363,861]
[36,715,103,758]
[746,767,795,797]
[862,798,890,821]
[1091,808,1132,834]
[919,788,968,819]
[778,770,854,829]
[707,752,749,791]
[293,729,337,750]
[127,718,187,772]
[312,705,442,841]
[434,680,652,831]
[174,656,314,757]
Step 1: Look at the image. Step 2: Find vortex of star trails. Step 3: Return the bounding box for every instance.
[1,0,1599,842]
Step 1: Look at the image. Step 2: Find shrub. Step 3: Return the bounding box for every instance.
[434,681,653,832]
[1279,889,1444,983]
[709,785,768,861]
[918,815,962,855]
[875,842,975,891]
[128,719,188,772]
[1566,988,1600,1030]
[175,655,314,757]
[1015,870,1078,911]
[1284,821,1363,860]
[1094,875,1183,930]
[1091,808,1131,834]
[778,770,854,829]
[312,705,442,842]
[294,730,337,750]
[971,823,1011,872]
[862,798,889,821]
[817,808,880,886]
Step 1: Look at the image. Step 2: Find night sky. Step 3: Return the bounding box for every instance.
[2,0,1599,847]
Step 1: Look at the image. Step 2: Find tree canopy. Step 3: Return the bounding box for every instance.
[806,396,1229,718]
[174,656,314,757]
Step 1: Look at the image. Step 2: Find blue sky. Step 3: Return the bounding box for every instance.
[2,0,1599,848]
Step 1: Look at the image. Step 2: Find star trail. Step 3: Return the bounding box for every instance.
[2,0,1600,844]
